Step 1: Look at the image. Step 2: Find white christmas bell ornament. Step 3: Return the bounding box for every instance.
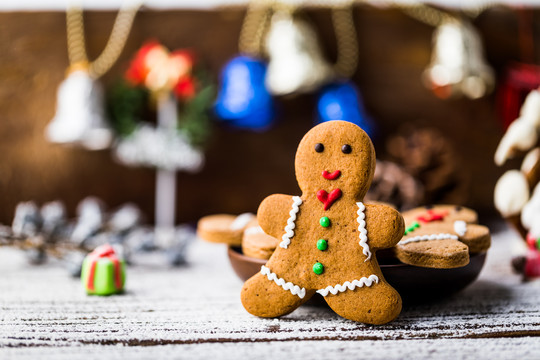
[45,1,141,151]
[265,11,334,96]
[424,18,494,100]
[46,68,113,150]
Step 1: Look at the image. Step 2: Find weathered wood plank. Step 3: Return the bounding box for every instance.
[0,222,539,358]
[3,338,540,360]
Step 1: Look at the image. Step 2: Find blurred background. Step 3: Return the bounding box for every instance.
[0,0,536,226]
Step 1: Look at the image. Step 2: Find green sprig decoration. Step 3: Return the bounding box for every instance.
[107,81,149,137]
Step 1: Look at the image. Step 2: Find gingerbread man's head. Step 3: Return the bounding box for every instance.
[295,121,375,200]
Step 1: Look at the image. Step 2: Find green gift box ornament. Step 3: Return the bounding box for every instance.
[81,244,126,296]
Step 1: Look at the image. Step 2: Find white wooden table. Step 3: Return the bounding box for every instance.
[0,222,539,359]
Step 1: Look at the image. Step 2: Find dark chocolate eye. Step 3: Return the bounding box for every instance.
[315,143,324,153]
[341,144,352,154]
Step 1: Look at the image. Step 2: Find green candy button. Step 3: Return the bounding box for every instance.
[404,221,421,235]
[319,216,330,228]
[317,239,328,251]
[313,262,324,275]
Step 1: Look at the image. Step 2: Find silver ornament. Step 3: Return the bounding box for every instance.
[109,203,142,234]
[40,201,66,238]
[12,202,41,238]
[70,197,105,245]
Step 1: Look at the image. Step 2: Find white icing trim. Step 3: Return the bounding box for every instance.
[400,233,458,245]
[356,202,371,261]
[244,226,264,235]
[230,213,255,230]
[453,220,467,237]
[316,275,379,296]
[260,265,306,299]
[279,196,302,249]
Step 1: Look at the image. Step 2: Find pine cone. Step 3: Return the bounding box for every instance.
[385,127,469,205]
[366,160,423,211]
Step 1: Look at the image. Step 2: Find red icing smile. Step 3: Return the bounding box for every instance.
[322,170,341,180]
[317,189,342,210]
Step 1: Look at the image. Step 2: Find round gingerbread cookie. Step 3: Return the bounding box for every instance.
[242,219,279,260]
[395,205,491,269]
[241,121,404,325]
[197,213,255,246]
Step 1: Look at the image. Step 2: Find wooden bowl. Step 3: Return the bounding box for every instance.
[227,246,487,303]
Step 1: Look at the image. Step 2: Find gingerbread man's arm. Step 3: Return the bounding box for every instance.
[365,203,405,250]
[458,224,491,253]
[257,194,295,239]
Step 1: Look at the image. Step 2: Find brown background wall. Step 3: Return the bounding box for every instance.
[0,7,530,224]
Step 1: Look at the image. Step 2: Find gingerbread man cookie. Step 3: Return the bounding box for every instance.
[241,121,404,324]
[395,205,491,269]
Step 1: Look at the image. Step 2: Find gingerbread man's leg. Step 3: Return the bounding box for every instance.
[323,281,401,325]
[241,272,313,318]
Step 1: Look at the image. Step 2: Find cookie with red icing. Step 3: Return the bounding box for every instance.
[395,205,491,268]
[241,121,404,325]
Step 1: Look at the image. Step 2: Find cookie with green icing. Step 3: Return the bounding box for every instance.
[395,205,491,269]
[241,121,404,325]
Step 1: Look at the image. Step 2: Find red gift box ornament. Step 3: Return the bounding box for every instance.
[86,244,123,293]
